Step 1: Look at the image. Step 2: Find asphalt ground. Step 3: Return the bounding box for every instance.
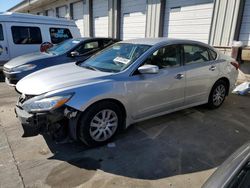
[0,74,250,188]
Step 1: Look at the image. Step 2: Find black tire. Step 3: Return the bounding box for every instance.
[77,101,124,147]
[207,80,228,109]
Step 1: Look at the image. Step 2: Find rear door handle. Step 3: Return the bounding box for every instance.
[175,73,184,80]
[209,65,216,71]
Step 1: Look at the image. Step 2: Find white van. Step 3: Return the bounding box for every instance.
[0,12,81,66]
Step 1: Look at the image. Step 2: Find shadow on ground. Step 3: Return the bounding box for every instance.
[42,94,250,185]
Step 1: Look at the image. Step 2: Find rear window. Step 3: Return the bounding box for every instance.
[50,28,73,44]
[0,24,3,41]
[11,26,42,44]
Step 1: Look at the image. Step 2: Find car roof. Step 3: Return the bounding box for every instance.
[120,37,212,48]
[73,37,119,42]
[0,12,76,26]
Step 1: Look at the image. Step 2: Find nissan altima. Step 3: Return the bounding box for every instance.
[14,38,239,146]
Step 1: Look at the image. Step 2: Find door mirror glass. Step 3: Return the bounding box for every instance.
[70,51,80,57]
[138,65,159,74]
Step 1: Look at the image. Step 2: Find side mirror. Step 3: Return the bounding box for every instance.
[138,65,159,74]
[70,51,80,57]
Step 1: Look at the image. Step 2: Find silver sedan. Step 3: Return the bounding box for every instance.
[15,38,239,146]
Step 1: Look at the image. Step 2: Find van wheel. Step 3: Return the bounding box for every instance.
[207,80,227,109]
[78,101,123,146]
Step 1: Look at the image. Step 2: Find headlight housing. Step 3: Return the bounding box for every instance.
[11,64,37,73]
[22,94,73,113]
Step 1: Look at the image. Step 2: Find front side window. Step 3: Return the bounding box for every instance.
[144,45,180,69]
[0,24,4,41]
[50,28,72,44]
[74,41,99,55]
[183,45,210,64]
[80,43,151,72]
[11,26,42,44]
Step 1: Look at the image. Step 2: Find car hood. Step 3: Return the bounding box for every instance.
[4,52,53,68]
[16,63,113,95]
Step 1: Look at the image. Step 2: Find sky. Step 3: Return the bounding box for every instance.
[0,0,23,12]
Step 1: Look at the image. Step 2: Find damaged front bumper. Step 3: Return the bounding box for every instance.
[15,106,48,137]
[15,104,80,139]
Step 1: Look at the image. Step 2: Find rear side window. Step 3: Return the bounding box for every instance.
[50,28,72,44]
[183,45,210,64]
[103,39,114,47]
[11,26,42,44]
[0,24,4,41]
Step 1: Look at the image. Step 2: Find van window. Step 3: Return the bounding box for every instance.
[11,26,42,44]
[49,28,73,44]
[0,24,4,41]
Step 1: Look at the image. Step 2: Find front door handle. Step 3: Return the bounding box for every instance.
[175,73,184,80]
[209,65,216,71]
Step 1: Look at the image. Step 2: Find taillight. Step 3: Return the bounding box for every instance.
[231,61,239,70]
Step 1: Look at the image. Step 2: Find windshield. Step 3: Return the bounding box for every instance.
[47,39,81,55]
[80,43,151,72]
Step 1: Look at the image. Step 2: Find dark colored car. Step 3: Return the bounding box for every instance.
[3,37,119,86]
[203,142,250,188]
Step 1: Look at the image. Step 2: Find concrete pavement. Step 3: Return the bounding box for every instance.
[0,80,250,188]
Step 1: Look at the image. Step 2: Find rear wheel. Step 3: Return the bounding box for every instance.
[78,101,123,146]
[207,80,227,109]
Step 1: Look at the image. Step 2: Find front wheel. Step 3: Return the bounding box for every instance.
[78,101,123,146]
[207,80,227,109]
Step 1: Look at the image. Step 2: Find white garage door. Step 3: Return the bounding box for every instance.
[163,0,214,43]
[58,6,67,18]
[120,0,147,40]
[239,0,250,46]
[93,0,109,37]
[73,1,84,36]
[47,9,54,17]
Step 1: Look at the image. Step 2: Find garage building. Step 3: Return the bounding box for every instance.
[8,0,250,48]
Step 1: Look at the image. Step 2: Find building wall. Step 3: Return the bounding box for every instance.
[9,0,250,47]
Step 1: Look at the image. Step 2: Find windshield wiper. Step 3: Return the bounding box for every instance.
[82,65,99,71]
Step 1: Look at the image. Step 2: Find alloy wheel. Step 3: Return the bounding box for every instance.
[212,84,226,106]
[89,109,118,142]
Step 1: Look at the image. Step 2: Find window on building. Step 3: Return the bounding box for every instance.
[11,26,42,44]
[144,45,180,69]
[0,24,4,41]
[49,28,73,44]
[183,45,210,64]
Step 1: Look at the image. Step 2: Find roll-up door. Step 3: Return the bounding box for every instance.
[120,0,147,40]
[58,6,67,18]
[73,1,84,36]
[239,0,250,46]
[163,0,214,43]
[93,0,109,37]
